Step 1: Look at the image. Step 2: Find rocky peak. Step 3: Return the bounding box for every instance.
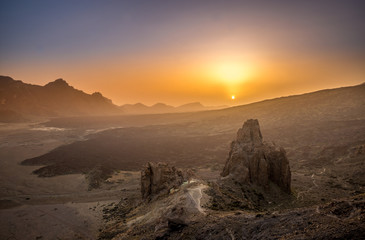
[152,103,168,107]
[0,76,16,86]
[236,119,263,146]
[44,78,70,88]
[91,92,113,104]
[91,92,103,97]
[134,103,147,108]
[221,119,291,193]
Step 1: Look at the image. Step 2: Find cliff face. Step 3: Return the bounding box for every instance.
[221,119,291,193]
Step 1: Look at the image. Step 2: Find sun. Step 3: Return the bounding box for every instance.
[231,95,235,100]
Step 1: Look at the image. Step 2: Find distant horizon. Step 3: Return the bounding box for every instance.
[1,0,364,106]
[2,74,363,108]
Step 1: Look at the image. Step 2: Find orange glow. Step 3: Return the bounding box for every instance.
[1,1,364,108]
[2,53,364,107]
[218,63,244,83]
[215,62,255,85]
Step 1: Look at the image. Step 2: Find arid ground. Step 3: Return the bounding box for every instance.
[1,84,364,239]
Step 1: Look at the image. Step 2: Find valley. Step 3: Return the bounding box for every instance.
[0,83,364,239]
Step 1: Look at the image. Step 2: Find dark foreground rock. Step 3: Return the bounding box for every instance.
[169,196,365,240]
[100,195,365,240]
[221,119,291,193]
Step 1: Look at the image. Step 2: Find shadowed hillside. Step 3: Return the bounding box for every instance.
[0,76,121,120]
[0,76,227,121]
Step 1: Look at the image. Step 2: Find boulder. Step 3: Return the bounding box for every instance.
[221,119,291,193]
[141,162,186,200]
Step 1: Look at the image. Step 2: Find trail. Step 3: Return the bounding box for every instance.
[296,168,326,200]
[187,184,207,213]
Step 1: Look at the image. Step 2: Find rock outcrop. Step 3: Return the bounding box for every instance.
[141,162,186,200]
[221,119,291,193]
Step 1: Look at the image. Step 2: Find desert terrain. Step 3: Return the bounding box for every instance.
[0,83,364,239]
[2,1,365,238]
[0,123,129,239]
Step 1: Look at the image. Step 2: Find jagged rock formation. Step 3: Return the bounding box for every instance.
[221,119,291,193]
[141,162,186,200]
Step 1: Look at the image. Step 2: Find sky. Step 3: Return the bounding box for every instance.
[1,0,364,106]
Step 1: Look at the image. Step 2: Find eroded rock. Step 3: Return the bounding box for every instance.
[221,119,291,193]
[141,162,186,200]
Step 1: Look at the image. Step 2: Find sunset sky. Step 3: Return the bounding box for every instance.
[1,0,364,106]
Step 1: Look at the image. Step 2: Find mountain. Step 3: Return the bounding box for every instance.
[119,102,174,114]
[47,82,365,130]
[117,103,149,115]
[0,75,228,121]
[176,102,205,112]
[0,76,121,121]
[150,103,175,113]
[119,101,226,115]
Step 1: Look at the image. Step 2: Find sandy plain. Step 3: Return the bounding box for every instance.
[0,123,137,240]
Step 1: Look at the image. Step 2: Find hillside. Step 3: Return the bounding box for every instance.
[0,76,121,121]
[45,82,365,130]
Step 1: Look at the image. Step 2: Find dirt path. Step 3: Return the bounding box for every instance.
[187,184,207,213]
[296,167,326,200]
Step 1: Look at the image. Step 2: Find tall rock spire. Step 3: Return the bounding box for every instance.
[236,119,263,145]
[221,119,291,193]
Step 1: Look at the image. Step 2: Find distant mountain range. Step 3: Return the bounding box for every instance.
[0,76,224,122]
[119,102,227,115]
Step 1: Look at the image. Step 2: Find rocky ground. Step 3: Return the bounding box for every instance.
[98,168,365,240]
[1,117,364,239]
[98,120,365,239]
[100,194,365,240]
[1,83,365,239]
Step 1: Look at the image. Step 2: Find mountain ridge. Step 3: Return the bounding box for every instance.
[0,76,120,121]
[1,75,364,123]
[0,76,228,121]
[119,101,224,114]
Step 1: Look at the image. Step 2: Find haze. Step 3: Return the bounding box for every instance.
[1,1,365,239]
[1,0,364,106]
